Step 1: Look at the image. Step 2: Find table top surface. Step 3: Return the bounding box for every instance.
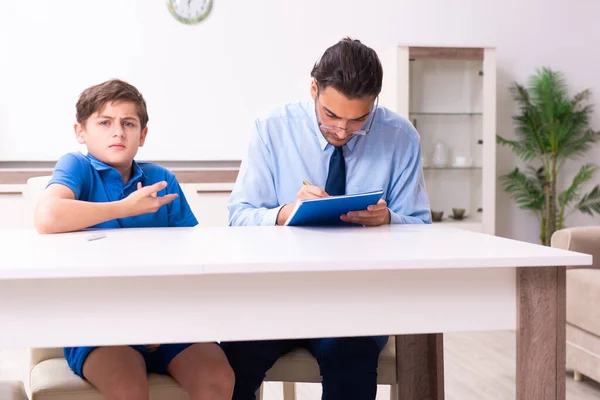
[0,225,591,280]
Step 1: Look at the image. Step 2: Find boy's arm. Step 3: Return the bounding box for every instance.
[35,184,126,233]
[34,181,178,234]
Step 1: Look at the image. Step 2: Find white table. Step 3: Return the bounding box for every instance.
[0,225,591,399]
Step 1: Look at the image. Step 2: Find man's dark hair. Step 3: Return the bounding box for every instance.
[310,37,383,99]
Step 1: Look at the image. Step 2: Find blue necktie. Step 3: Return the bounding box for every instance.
[325,146,346,196]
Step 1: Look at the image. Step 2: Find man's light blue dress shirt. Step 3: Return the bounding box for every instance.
[228,100,431,226]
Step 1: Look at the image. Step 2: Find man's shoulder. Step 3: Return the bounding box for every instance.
[252,101,314,147]
[373,106,420,144]
[255,100,312,126]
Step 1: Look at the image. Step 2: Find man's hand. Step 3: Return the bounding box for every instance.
[120,181,178,217]
[295,184,328,201]
[276,184,329,225]
[341,198,390,226]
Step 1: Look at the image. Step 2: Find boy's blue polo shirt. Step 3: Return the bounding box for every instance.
[47,152,198,228]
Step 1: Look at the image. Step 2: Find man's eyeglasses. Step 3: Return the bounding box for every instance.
[315,95,378,137]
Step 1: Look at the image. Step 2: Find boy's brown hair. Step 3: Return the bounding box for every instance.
[75,79,149,129]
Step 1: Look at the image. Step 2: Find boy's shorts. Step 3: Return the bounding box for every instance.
[64,344,195,379]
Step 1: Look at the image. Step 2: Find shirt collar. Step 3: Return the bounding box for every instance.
[306,99,361,153]
[85,152,145,184]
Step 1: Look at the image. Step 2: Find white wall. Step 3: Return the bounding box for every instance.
[2,0,600,241]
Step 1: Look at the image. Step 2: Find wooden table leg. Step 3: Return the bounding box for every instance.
[396,333,445,400]
[517,266,566,400]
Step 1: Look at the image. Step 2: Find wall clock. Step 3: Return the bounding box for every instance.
[167,0,212,25]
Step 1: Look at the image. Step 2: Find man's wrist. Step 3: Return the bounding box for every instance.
[276,204,290,226]
[384,208,391,225]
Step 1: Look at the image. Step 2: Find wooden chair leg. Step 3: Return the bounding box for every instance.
[256,383,264,400]
[283,382,297,400]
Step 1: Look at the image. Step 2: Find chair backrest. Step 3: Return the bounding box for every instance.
[23,176,52,224]
[25,177,62,369]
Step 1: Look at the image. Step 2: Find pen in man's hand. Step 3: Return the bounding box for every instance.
[302,180,311,186]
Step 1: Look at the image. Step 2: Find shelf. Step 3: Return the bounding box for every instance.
[408,47,484,61]
[433,221,483,233]
[397,45,495,235]
[409,112,482,116]
[423,166,482,170]
[431,215,483,233]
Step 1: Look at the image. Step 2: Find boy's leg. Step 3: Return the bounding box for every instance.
[79,346,149,400]
[160,343,234,400]
[306,336,388,400]
[220,339,302,400]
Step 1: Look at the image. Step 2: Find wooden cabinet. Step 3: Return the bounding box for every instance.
[180,183,233,227]
[0,185,30,229]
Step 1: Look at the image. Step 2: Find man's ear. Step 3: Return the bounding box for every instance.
[310,79,318,100]
[74,123,86,144]
[139,127,148,147]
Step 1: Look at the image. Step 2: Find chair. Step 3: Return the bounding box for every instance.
[552,227,600,384]
[23,176,52,227]
[257,337,398,400]
[29,348,188,400]
[0,380,28,400]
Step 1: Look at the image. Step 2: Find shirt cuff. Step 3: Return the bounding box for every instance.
[261,205,285,226]
[388,209,404,225]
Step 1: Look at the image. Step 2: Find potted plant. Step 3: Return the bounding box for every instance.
[497,67,600,245]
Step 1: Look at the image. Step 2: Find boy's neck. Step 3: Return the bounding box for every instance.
[118,165,133,185]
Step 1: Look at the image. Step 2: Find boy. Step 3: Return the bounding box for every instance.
[34,79,234,400]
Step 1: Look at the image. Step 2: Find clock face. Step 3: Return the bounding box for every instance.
[167,0,213,25]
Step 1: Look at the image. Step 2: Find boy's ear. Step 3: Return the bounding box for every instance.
[74,123,86,144]
[310,79,318,100]
[139,127,148,147]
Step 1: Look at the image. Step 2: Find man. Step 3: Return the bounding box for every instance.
[224,38,431,399]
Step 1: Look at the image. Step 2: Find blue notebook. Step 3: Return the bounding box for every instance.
[284,190,385,226]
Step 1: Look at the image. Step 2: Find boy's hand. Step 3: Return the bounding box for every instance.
[120,181,178,217]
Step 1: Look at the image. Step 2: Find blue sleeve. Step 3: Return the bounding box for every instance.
[387,129,432,225]
[47,153,87,199]
[166,174,198,227]
[227,120,283,226]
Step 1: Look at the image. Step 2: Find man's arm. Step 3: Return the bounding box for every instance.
[386,131,432,225]
[228,121,283,226]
